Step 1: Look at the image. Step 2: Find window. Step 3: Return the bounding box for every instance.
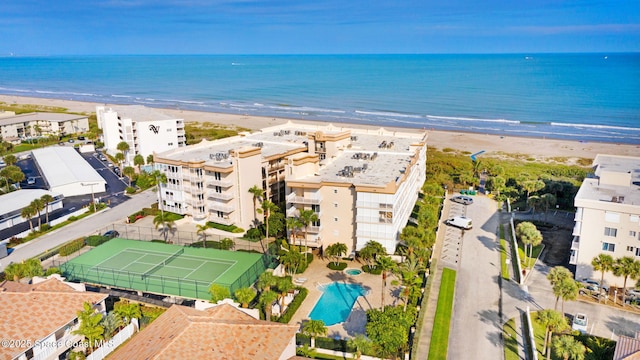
[217,211,224,217]
[334,189,338,194]
[214,172,221,180]
[602,242,616,252]
[334,203,338,208]
[334,217,338,222]
[320,153,326,160]
[311,204,320,213]
[636,248,640,257]
[604,227,617,237]
[215,186,222,193]
[631,230,637,238]
[628,246,635,252]
[168,142,174,146]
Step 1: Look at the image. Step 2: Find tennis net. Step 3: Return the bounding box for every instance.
[141,248,184,279]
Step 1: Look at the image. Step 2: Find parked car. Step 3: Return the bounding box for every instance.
[580,279,608,293]
[626,288,640,299]
[99,154,107,161]
[103,230,120,239]
[572,313,588,334]
[444,216,473,230]
[77,136,85,140]
[114,167,121,175]
[27,177,36,185]
[68,139,75,143]
[451,195,473,205]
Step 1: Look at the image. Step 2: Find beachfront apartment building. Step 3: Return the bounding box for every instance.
[0,111,89,144]
[96,105,186,166]
[570,154,640,287]
[153,121,427,254]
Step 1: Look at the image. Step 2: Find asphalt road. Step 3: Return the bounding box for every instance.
[445,195,640,360]
[0,189,157,271]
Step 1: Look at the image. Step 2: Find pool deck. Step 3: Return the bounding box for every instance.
[289,256,400,339]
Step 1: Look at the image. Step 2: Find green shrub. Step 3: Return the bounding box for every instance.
[126,186,136,194]
[68,216,78,222]
[85,235,109,247]
[362,265,382,275]
[207,222,243,233]
[45,267,61,276]
[151,239,166,243]
[39,224,51,231]
[278,287,308,323]
[295,254,314,274]
[232,227,245,233]
[245,227,262,240]
[59,239,85,256]
[327,262,348,271]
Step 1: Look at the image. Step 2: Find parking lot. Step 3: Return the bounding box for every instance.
[0,147,132,240]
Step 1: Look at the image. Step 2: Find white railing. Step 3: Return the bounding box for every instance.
[286,206,300,218]
[571,236,580,250]
[208,202,235,213]
[207,191,233,200]
[287,192,322,205]
[86,319,138,360]
[572,222,582,236]
[207,178,233,188]
[569,250,578,265]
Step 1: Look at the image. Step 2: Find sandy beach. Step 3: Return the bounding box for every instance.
[1,95,638,163]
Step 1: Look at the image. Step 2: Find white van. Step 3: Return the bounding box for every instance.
[444,216,473,230]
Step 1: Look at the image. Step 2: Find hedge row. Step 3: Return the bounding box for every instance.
[59,239,85,256]
[208,222,244,233]
[278,287,308,324]
[362,265,382,275]
[295,254,314,274]
[85,235,110,247]
[295,334,356,353]
[327,262,348,271]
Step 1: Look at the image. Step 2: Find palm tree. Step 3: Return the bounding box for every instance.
[248,185,264,226]
[276,277,294,311]
[196,224,209,248]
[298,209,318,266]
[146,154,154,166]
[153,212,176,242]
[516,221,542,269]
[552,335,586,360]
[613,256,638,300]
[3,154,17,166]
[257,200,278,250]
[234,287,256,308]
[553,277,578,315]
[21,204,36,231]
[541,193,557,221]
[114,302,141,325]
[286,216,303,247]
[547,266,573,311]
[30,198,45,230]
[133,154,145,171]
[100,312,123,340]
[592,254,614,302]
[347,334,372,360]
[376,255,396,310]
[73,302,104,352]
[114,152,125,170]
[326,242,348,266]
[537,309,566,357]
[116,141,130,165]
[123,166,135,186]
[280,248,304,275]
[40,194,54,225]
[259,290,278,322]
[149,169,167,224]
[209,284,231,303]
[4,263,24,281]
[359,240,386,270]
[301,319,327,348]
[257,272,277,292]
[527,195,542,215]
[24,259,43,278]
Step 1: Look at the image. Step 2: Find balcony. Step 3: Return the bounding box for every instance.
[207,178,233,188]
[290,236,323,248]
[572,222,581,236]
[209,202,235,213]
[207,191,233,201]
[286,206,300,218]
[571,236,580,251]
[287,192,322,205]
[307,225,321,233]
[211,216,235,226]
[186,198,206,207]
[268,163,285,173]
[569,250,578,265]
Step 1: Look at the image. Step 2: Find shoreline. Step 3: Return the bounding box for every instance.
[1,94,638,163]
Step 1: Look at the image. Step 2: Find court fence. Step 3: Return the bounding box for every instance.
[95,223,270,253]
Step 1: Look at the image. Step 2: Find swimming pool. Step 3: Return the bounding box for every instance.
[309,282,368,326]
[344,268,362,276]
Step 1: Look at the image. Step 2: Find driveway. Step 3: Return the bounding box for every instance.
[447,195,503,360]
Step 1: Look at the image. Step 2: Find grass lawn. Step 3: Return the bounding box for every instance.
[503,318,519,360]
[517,241,544,269]
[428,267,456,360]
[500,225,509,280]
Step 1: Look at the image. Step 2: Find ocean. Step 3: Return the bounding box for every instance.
[1,54,639,144]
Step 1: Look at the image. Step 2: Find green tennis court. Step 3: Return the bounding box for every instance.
[60,238,267,300]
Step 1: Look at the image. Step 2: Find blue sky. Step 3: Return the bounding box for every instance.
[1,0,638,55]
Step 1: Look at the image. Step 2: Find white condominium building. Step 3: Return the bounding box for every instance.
[96,105,186,166]
[153,121,427,254]
[0,111,89,144]
[571,154,640,286]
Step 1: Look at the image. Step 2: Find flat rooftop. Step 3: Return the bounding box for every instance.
[0,189,62,217]
[576,154,640,206]
[0,112,88,126]
[31,147,106,188]
[105,105,182,122]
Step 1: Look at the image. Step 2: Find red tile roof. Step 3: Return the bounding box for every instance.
[109,304,298,360]
[0,279,108,359]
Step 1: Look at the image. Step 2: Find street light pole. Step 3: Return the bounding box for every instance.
[81,182,99,212]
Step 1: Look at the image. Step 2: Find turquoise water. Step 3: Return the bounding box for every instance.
[345,268,362,276]
[1,54,639,143]
[309,282,368,326]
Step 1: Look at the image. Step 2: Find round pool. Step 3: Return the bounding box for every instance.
[344,268,362,276]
